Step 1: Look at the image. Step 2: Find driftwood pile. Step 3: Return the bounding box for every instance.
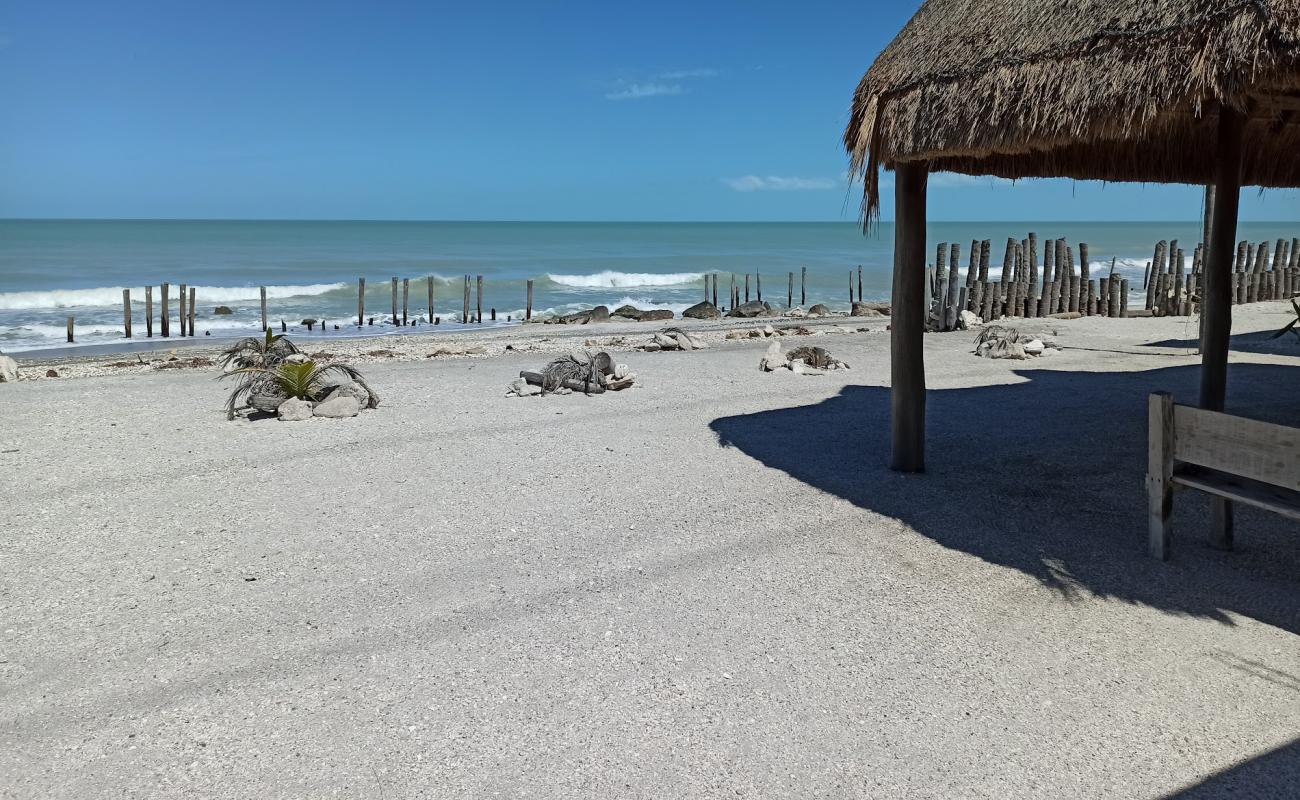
[509,350,636,396]
[759,340,850,374]
[972,326,1057,360]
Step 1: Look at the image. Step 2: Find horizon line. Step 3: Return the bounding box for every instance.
[3,217,1296,225]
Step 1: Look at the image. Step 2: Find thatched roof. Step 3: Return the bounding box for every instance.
[845,0,1300,222]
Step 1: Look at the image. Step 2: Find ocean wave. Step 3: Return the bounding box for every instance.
[0,283,349,310]
[545,271,706,289]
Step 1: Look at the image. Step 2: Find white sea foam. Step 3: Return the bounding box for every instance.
[545,271,706,289]
[0,283,348,310]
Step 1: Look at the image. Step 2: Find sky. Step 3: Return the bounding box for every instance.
[1,0,1297,222]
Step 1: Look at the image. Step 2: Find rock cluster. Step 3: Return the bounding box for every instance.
[682,302,721,320]
[507,350,637,396]
[759,340,851,374]
[725,324,812,340]
[725,300,778,318]
[642,328,707,352]
[274,380,378,421]
[973,326,1057,360]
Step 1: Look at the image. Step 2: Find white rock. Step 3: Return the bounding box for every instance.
[0,355,17,383]
[652,332,678,349]
[759,340,789,372]
[284,353,311,364]
[507,378,541,397]
[762,324,776,338]
[277,397,314,422]
[313,395,361,418]
[613,363,630,380]
[785,306,806,318]
[959,310,982,329]
[674,332,695,351]
[1023,338,1045,356]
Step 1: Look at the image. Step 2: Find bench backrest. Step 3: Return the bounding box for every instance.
[1150,392,1300,492]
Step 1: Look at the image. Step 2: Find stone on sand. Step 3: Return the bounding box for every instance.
[276,398,314,422]
[0,355,17,383]
[682,301,721,320]
[313,395,361,418]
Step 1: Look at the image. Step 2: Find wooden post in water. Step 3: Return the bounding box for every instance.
[756,271,762,303]
[145,285,153,337]
[188,287,196,336]
[161,283,170,337]
[391,277,398,324]
[711,274,718,307]
[476,275,483,323]
[945,243,961,329]
[123,289,132,338]
[851,269,858,307]
[402,278,410,326]
[787,272,794,308]
[800,267,806,306]
[730,274,737,309]
[258,286,267,331]
[66,317,74,343]
[857,265,863,304]
[357,278,365,327]
[526,279,533,320]
[178,283,188,336]
[463,276,470,323]
[1079,243,1091,315]
[744,274,750,303]
[426,275,434,322]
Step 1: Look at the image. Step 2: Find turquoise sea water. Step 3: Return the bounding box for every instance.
[2,219,1297,352]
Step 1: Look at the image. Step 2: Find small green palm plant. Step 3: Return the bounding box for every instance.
[218,328,301,371]
[223,359,375,419]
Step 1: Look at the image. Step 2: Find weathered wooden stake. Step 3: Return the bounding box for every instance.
[391,277,399,324]
[161,283,170,337]
[178,283,188,336]
[261,286,269,331]
[800,267,807,306]
[402,278,410,326]
[787,272,794,307]
[526,279,533,320]
[890,162,927,472]
[145,285,153,337]
[123,289,132,338]
[358,278,365,326]
[744,273,750,303]
[188,287,196,336]
[476,275,483,323]
[66,316,74,343]
[463,276,470,323]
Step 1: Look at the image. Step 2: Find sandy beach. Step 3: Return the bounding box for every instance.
[3,303,1300,798]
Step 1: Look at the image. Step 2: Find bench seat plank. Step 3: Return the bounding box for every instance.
[1173,466,1300,523]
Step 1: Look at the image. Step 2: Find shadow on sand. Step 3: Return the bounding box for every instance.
[710,361,1300,628]
[711,361,1300,794]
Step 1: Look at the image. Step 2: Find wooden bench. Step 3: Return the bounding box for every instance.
[1147,392,1300,559]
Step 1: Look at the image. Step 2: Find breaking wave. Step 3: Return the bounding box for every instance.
[545,271,706,289]
[0,283,348,310]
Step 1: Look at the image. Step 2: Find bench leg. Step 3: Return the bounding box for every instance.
[1147,475,1173,560]
[1209,497,1234,551]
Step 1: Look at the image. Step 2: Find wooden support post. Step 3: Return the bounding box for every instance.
[391,277,399,324]
[923,266,934,330]
[1099,277,1110,317]
[857,265,863,304]
[970,281,985,319]
[1040,242,1053,316]
[161,283,170,337]
[66,316,74,343]
[259,286,268,332]
[123,289,132,338]
[462,276,470,323]
[426,276,434,323]
[978,240,990,284]
[1200,105,1243,411]
[476,275,483,323]
[757,271,762,303]
[801,266,807,306]
[1109,276,1122,318]
[891,162,928,472]
[1086,280,1097,315]
[788,272,794,308]
[731,274,737,309]
[744,273,750,303]
[712,274,718,307]
[402,278,410,326]
[1079,243,1091,314]
[145,285,153,338]
[1000,238,1014,295]
[526,279,533,320]
[188,287,196,336]
[358,278,365,326]
[1147,392,1175,559]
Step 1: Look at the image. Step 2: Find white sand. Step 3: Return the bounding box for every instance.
[2,302,1300,798]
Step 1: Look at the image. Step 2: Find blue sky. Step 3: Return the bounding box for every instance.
[1,0,1296,222]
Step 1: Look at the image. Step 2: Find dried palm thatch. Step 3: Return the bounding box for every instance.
[539,351,611,394]
[845,0,1300,224]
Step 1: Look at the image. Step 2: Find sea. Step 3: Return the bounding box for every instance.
[2,219,1297,353]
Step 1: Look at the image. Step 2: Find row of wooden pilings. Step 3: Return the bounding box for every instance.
[924,234,1300,333]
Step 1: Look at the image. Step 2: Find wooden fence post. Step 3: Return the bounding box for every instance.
[463,275,470,323]
[526,279,533,320]
[787,272,793,308]
[178,283,188,336]
[145,285,153,337]
[357,278,365,327]
[801,267,806,306]
[391,277,398,324]
[188,287,196,336]
[476,275,483,323]
[123,289,132,338]
[67,317,74,343]
[402,278,410,325]
[161,283,170,337]
[427,275,435,322]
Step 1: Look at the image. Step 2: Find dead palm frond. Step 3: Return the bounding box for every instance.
[217,329,301,371]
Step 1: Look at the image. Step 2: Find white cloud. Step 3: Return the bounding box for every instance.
[655,68,717,80]
[723,175,838,192]
[605,82,684,100]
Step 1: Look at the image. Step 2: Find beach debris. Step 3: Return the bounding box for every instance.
[509,350,636,396]
[642,327,706,351]
[213,306,234,315]
[726,300,776,318]
[0,354,17,383]
[427,345,487,357]
[973,325,1059,359]
[784,306,807,318]
[276,397,314,422]
[683,301,722,320]
[45,369,59,378]
[807,303,833,317]
[320,380,379,409]
[959,309,982,329]
[759,341,850,373]
[726,324,814,340]
[851,301,891,317]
